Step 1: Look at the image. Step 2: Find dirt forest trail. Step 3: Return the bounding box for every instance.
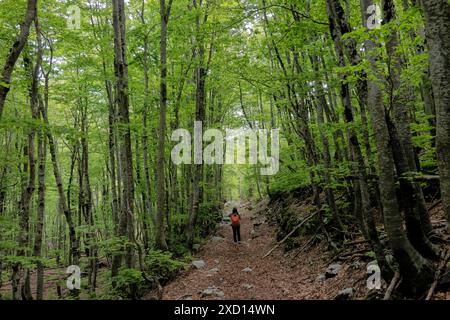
[160,200,363,300]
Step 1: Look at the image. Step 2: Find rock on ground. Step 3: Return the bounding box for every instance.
[192,260,206,269]
[325,263,342,279]
[201,286,225,298]
[316,274,326,282]
[335,287,354,300]
[241,283,254,290]
[208,268,219,275]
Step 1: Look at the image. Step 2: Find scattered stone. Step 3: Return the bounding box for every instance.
[201,288,214,296]
[208,268,219,275]
[241,283,254,290]
[214,259,219,264]
[201,286,224,298]
[192,260,206,269]
[251,229,260,239]
[192,244,201,251]
[325,263,342,279]
[335,288,354,300]
[242,267,253,273]
[316,273,326,282]
[212,236,225,242]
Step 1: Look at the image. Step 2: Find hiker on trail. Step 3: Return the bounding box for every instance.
[228,207,241,244]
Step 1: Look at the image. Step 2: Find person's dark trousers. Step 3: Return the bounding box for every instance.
[232,225,241,243]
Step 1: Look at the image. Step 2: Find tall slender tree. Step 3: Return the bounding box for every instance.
[155,0,173,251]
[421,0,450,233]
[111,0,135,275]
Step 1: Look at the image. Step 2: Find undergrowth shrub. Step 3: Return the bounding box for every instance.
[196,202,222,237]
[112,268,148,300]
[145,250,185,285]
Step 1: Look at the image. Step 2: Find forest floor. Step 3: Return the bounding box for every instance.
[1,199,448,300]
[1,198,369,300]
[158,199,372,300]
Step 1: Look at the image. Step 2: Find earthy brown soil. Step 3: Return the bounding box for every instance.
[160,200,371,300]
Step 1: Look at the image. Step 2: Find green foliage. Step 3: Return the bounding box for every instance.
[0,0,444,300]
[321,205,333,225]
[98,236,131,257]
[145,250,185,285]
[410,111,437,171]
[3,255,36,269]
[112,268,147,300]
[0,240,17,251]
[196,202,223,237]
[365,251,376,259]
[270,164,310,195]
[0,292,13,300]
[169,243,190,257]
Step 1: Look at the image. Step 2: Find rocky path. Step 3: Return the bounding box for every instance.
[161,200,365,300]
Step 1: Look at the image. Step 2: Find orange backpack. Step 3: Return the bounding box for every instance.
[230,213,240,226]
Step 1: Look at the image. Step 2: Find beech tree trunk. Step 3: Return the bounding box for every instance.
[382,0,438,259]
[155,0,173,251]
[326,0,388,276]
[34,102,46,300]
[361,0,434,294]
[140,0,152,251]
[0,0,37,118]
[41,97,79,268]
[33,17,47,300]
[111,0,135,275]
[186,0,207,249]
[421,0,450,233]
